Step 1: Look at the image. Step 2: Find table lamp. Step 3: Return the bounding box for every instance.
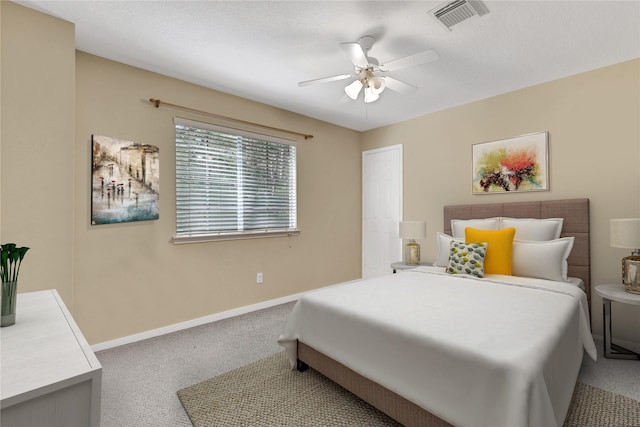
[610,218,640,294]
[399,221,426,265]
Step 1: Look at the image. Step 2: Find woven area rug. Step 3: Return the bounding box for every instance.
[178,352,640,427]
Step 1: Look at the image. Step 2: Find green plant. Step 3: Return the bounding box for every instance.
[1,243,30,283]
[1,243,29,324]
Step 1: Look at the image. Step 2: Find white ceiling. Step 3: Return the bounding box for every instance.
[16,1,640,132]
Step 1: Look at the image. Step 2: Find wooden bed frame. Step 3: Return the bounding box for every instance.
[297,198,591,427]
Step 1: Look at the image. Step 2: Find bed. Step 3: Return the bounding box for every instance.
[278,198,596,427]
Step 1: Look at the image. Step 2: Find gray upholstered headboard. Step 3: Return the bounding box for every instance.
[443,198,591,307]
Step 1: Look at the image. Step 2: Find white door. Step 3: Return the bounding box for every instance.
[362,145,403,279]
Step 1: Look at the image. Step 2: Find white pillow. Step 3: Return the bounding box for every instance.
[451,218,500,238]
[433,232,463,267]
[500,218,563,241]
[511,237,574,282]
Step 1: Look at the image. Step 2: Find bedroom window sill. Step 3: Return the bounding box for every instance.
[172,230,300,245]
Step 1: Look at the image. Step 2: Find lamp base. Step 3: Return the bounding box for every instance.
[405,242,421,265]
[621,255,640,294]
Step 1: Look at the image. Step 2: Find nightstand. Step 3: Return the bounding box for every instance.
[595,284,640,360]
[391,262,428,274]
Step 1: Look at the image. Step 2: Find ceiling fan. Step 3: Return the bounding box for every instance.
[298,36,439,103]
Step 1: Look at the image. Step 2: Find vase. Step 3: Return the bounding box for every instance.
[1,281,17,327]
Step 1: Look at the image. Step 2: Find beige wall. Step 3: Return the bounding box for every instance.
[72,54,362,344]
[1,2,76,303]
[2,3,361,344]
[362,58,640,348]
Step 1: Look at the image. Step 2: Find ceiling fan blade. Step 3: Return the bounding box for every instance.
[379,49,439,72]
[298,73,355,87]
[340,42,370,68]
[383,77,418,94]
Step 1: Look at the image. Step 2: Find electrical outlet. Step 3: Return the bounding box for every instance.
[256,272,263,284]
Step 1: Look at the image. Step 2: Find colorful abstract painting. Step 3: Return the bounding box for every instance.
[472,132,548,194]
[91,135,159,224]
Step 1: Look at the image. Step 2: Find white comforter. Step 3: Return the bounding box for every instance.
[278,267,597,427]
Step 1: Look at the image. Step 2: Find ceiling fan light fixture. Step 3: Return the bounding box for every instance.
[364,87,379,103]
[345,79,363,100]
[300,36,437,104]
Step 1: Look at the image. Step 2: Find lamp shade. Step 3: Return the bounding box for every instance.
[363,87,379,103]
[399,221,426,240]
[369,76,386,95]
[610,218,640,248]
[345,80,363,100]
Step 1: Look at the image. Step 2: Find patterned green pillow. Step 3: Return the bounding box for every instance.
[446,241,487,278]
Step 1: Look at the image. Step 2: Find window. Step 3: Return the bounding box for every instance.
[174,117,298,243]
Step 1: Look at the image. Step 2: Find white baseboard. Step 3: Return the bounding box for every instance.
[91,279,362,353]
[91,292,303,352]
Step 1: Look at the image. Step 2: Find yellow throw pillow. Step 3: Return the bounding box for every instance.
[465,227,516,275]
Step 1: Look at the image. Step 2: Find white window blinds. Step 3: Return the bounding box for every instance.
[174,117,297,241]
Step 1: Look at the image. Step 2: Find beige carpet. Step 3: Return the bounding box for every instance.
[178,352,640,427]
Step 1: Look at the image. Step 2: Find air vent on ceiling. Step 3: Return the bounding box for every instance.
[429,0,489,31]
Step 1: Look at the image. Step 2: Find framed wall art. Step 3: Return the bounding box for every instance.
[91,135,159,225]
[472,131,548,194]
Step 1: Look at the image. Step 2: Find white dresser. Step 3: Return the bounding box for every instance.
[1,290,102,427]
